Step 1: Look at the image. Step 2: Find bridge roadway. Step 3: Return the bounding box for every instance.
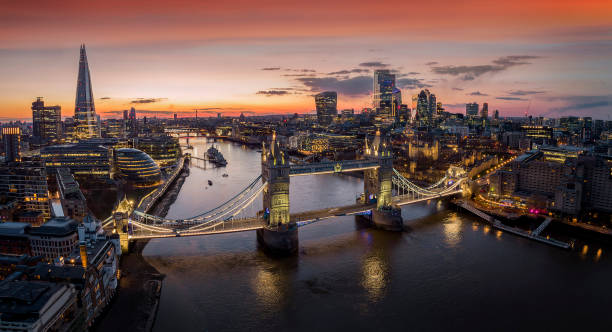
[289,159,379,176]
[129,191,465,239]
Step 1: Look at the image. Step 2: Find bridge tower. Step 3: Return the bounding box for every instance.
[113,212,130,253]
[363,130,403,231]
[257,132,298,254]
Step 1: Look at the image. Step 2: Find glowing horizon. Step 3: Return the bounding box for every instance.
[1,0,611,121]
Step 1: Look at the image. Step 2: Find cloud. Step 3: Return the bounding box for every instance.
[327,68,370,75]
[256,90,290,96]
[507,89,546,96]
[431,55,541,81]
[104,109,176,115]
[468,91,489,96]
[295,75,372,96]
[284,68,316,72]
[544,95,612,117]
[425,61,438,66]
[130,98,167,104]
[396,78,432,90]
[358,61,389,68]
[99,97,111,100]
[452,87,464,91]
[261,67,281,71]
[282,73,316,77]
[496,97,527,101]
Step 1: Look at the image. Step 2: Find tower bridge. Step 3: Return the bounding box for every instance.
[111,131,467,254]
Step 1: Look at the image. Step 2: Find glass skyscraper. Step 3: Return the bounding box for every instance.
[373,70,395,110]
[315,91,337,126]
[32,97,62,145]
[74,44,99,140]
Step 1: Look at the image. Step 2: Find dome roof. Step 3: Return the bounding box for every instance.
[114,148,161,186]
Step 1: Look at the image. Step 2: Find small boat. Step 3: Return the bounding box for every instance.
[208,180,213,186]
[222,173,229,177]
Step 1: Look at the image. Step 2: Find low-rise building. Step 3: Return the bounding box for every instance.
[0,280,80,332]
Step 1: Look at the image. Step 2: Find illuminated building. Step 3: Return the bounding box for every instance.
[41,143,112,180]
[466,102,479,117]
[31,97,62,145]
[1,127,21,162]
[113,148,161,187]
[0,162,50,222]
[102,119,126,138]
[408,140,439,161]
[133,135,181,167]
[315,91,337,126]
[480,102,488,118]
[416,89,436,126]
[521,125,553,143]
[373,70,395,110]
[28,217,79,260]
[73,44,99,140]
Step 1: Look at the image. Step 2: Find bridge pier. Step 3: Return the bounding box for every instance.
[256,225,298,255]
[372,207,403,231]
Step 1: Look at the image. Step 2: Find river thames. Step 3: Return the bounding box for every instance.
[143,138,612,331]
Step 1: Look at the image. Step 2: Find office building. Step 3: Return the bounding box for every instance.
[31,97,62,145]
[0,162,50,222]
[56,168,88,222]
[1,127,21,162]
[480,102,488,118]
[315,91,337,126]
[416,89,436,126]
[41,142,113,180]
[466,103,479,117]
[28,217,79,260]
[113,148,161,187]
[73,44,99,140]
[0,280,79,332]
[373,70,395,110]
[133,136,181,167]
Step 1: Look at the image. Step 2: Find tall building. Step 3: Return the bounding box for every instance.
[466,102,479,117]
[73,44,99,140]
[481,102,489,118]
[0,161,50,221]
[373,70,396,111]
[2,127,21,162]
[32,97,62,145]
[416,89,436,126]
[315,91,337,126]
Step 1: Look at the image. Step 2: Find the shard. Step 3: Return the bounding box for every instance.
[74,44,99,140]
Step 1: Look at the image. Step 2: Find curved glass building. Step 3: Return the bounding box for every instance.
[114,148,161,187]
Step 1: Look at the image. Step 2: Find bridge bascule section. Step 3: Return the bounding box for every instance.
[112,131,467,254]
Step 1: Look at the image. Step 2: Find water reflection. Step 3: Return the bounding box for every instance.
[253,268,283,308]
[442,212,462,247]
[361,253,387,301]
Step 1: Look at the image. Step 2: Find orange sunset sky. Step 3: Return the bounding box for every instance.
[1,0,611,120]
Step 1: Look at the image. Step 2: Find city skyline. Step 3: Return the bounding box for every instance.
[1,0,611,120]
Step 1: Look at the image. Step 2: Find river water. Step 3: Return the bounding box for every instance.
[143,137,612,331]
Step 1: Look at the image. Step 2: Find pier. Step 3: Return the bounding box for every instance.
[455,200,570,249]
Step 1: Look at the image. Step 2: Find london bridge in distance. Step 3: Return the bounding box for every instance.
[1,1,612,331]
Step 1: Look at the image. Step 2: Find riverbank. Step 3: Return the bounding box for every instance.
[93,164,190,332]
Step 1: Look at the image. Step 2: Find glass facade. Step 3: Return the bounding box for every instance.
[114,148,161,187]
[74,44,99,140]
[133,136,181,167]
